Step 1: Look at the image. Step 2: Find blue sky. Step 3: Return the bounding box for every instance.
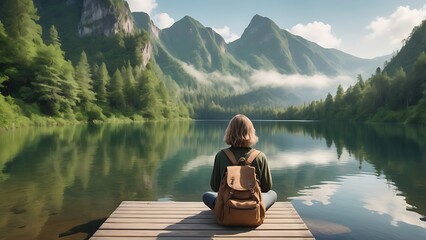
[126,0,426,59]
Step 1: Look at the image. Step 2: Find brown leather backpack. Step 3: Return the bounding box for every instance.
[214,148,266,226]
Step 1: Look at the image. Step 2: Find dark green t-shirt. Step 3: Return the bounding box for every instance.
[210,147,273,192]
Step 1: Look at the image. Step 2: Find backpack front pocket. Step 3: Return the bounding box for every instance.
[223,199,261,226]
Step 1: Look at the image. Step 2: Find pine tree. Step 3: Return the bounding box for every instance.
[32,43,78,117]
[0,0,43,62]
[324,93,334,118]
[410,52,426,105]
[93,62,110,105]
[137,68,160,118]
[75,51,96,105]
[48,25,61,48]
[109,69,125,111]
[0,21,12,90]
[60,60,79,115]
[32,46,62,116]
[121,63,137,110]
[0,0,45,97]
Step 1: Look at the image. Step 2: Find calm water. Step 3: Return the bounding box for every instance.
[0,121,425,240]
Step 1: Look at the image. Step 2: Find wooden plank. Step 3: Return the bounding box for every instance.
[112,210,297,215]
[105,218,304,224]
[90,201,315,239]
[110,213,300,219]
[91,236,315,240]
[109,213,302,219]
[93,229,314,238]
[121,201,293,205]
[115,207,296,212]
[99,223,309,230]
[119,201,293,208]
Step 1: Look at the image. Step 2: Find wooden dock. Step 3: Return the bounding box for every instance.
[90,201,315,239]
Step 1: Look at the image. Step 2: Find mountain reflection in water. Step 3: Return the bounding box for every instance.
[0,121,425,240]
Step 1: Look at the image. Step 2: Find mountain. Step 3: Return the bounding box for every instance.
[132,12,160,38]
[36,0,135,38]
[130,13,392,109]
[34,0,150,70]
[32,1,392,114]
[228,14,383,76]
[384,19,426,75]
[78,0,134,37]
[221,87,303,108]
[159,16,248,75]
[132,12,199,88]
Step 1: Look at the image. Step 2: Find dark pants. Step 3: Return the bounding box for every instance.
[202,190,278,210]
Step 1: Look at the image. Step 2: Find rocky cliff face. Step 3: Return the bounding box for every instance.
[78,0,134,37]
[132,12,160,38]
[141,41,152,68]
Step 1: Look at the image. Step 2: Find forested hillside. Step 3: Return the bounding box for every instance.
[0,0,189,129]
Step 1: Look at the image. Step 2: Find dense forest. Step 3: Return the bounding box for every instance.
[0,0,425,129]
[0,0,189,129]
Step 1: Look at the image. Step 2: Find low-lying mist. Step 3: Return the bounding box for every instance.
[181,63,357,105]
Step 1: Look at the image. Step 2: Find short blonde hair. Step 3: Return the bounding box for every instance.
[224,114,259,147]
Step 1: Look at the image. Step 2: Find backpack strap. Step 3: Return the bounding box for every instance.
[246,149,261,165]
[222,148,238,165]
[222,148,261,166]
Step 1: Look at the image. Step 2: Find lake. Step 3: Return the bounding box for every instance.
[0,120,425,240]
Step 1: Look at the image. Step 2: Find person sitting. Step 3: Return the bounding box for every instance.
[202,114,277,211]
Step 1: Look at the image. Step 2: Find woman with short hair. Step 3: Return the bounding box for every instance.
[202,114,277,210]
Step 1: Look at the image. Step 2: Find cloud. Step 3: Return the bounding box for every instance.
[212,26,240,43]
[180,64,354,103]
[126,0,158,14]
[126,0,175,30]
[352,174,426,228]
[290,181,341,206]
[180,63,244,90]
[358,5,426,57]
[289,21,342,48]
[182,154,215,172]
[249,70,353,90]
[366,5,426,45]
[153,13,175,29]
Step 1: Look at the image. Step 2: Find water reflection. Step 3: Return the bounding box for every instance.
[0,121,425,240]
[291,181,341,206]
[0,122,193,240]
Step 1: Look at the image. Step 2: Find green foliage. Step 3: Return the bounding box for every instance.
[92,62,110,105]
[384,20,426,75]
[75,51,96,104]
[108,69,126,111]
[0,0,190,128]
[1,0,425,128]
[0,21,11,90]
[32,45,65,116]
[48,25,61,47]
[0,0,43,62]
[283,52,426,124]
[0,95,31,129]
[137,65,161,119]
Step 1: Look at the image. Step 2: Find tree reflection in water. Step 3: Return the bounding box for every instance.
[0,121,424,239]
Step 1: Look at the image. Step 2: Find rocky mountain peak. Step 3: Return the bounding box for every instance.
[132,12,160,38]
[242,14,280,38]
[78,0,134,37]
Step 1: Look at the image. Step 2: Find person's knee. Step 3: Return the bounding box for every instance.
[270,190,277,201]
[202,192,216,210]
[202,192,210,202]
